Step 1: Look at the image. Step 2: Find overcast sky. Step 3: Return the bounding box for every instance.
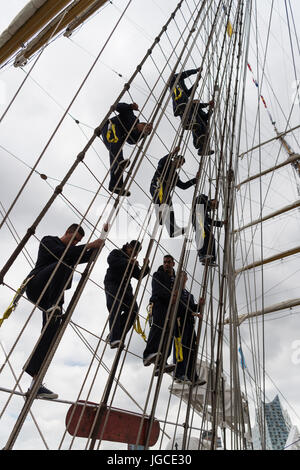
[0,0,300,451]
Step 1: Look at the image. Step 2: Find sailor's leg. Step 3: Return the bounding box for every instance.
[157,203,185,238]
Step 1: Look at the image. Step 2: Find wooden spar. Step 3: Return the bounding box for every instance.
[13,0,109,66]
[64,0,109,37]
[238,124,300,159]
[236,154,300,190]
[234,200,300,233]
[0,0,71,65]
[224,298,300,325]
[235,246,300,275]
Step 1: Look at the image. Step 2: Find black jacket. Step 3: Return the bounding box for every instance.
[193,194,223,231]
[150,265,175,311]
[177,290,199,326]
[104,248,150,297]
[109,102,142,144]
[150,154,196,204]
[28,236,92,288]
[170,68,208,117]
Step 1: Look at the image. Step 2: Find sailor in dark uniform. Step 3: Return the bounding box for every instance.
[104,240,150,349]
[170,68,214,156]
[193,194,224,267]
[150,146,198,237]
[25,223,107,399]
[143,254,177,375]
[173,272,206,386]
[98,102,152,196]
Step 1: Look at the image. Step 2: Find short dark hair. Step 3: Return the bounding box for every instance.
[164,254,174,261]
[66,224,85,237]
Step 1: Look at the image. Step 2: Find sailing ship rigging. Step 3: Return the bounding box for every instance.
[0,0,299,451]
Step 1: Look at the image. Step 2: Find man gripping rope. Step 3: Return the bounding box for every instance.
[24,223,107,399]
[173,272,206,386]
[97,102,153,196]
[143,254,177,376]
[150,146,198,237]
[104,240,150,349]
[170,68,214,156]
[193,194,224,267]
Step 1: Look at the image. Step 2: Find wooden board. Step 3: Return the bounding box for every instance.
[65,401,160,447]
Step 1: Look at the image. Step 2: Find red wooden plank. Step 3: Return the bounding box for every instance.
[65,401,160,447]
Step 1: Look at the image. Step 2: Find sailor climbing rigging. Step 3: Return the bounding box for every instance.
[143,254,177,375]
[24,223,107,399]
[150,145,198,238]
[104,240,150,349]
[173,272,206,386]
[193,194,224,267]
[170,68,214,156]
[97,102,153,196]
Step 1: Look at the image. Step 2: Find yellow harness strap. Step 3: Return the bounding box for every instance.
[134,303,153,342]
[174,318,183,362]
[106,121,119,143]
[174,86,183,101]
[0,276,33,328]
[158,181,164,204]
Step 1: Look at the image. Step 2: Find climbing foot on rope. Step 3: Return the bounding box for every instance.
[143,352,161,367]
[111,187,131,197]
[154,363,176,376]
[109,340,125,350]
[26,384,58,400]
[197,148,214,156]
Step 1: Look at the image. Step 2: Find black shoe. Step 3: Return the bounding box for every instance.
[143,352,160,367]
[197,148,214,156]
[109,340,124,350]
[112,187,131,197]
[154,363,176,376]
[174,375,192,385]
[193,378,206,386]
[36,384,58,400]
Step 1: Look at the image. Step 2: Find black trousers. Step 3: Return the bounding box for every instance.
[198,227,216,262]
[173,318,198,381]
[105,288,138,343]
[143,304,173,362]
[102,122,126,191]
[24,262,71,377]
[191,109,209,151]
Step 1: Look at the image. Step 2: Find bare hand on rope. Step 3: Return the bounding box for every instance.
[171,145,181,156]
[86,223,108,250]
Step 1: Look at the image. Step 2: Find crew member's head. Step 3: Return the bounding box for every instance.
[173,155,185,168]
[163,254,175,275]
[62,224,85,246]
[124,240,142,258]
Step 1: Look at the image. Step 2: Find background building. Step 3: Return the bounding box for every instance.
[252,395,300,450]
